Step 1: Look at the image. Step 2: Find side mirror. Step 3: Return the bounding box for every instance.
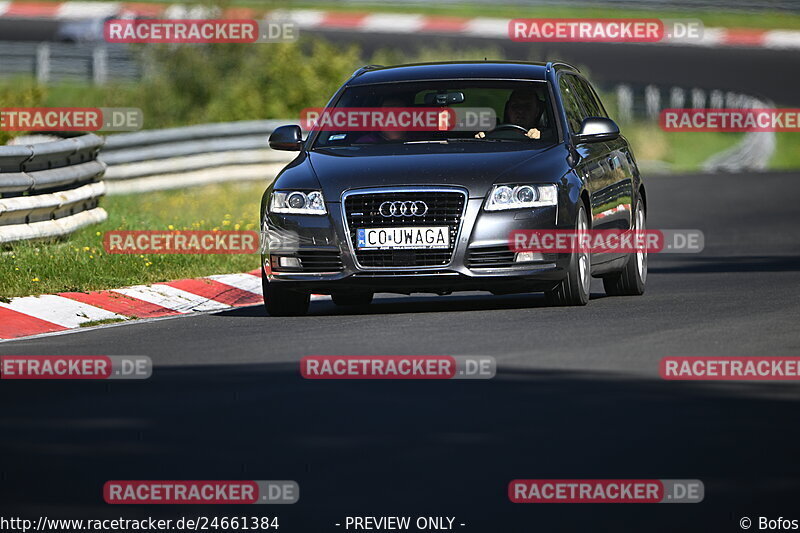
[269,125,303,151]
[573,117,620,143]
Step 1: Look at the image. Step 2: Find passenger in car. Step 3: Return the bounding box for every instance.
[355,96,410,143]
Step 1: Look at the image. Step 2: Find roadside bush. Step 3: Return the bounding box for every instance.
[0,80,46,144]
[3,38,361,133]
[133,38,362,126]
[2,38,508,133]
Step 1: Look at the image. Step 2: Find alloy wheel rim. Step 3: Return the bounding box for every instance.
[578,209,590,294]
[636,204,647,283]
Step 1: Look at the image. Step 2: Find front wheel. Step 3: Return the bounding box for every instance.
[262,271,310,316]
[545,204,591,306]
[602,197,647,296]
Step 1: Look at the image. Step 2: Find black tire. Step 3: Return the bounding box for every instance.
[602,196,647,297]
[262,271,310,316]
[331,292,374,306]
[545,203,591,306]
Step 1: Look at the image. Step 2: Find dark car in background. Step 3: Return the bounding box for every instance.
[55,16,112,43]
[261,61,647,316]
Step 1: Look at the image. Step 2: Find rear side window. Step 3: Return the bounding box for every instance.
[569,75,608,119]
[558,75,583,133]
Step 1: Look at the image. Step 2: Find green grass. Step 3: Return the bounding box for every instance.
[80,317,128,327]
[624,127,800,173]
[0,181,264,299]
[621,123,746,172]
[768,133,800,170]
[42,82,141,108]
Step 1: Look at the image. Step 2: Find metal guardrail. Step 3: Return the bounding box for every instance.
[0,121,294,243]
[99,120,297,195]
[0,133,107,243]
[611,84,765,123]
[0,42,140,85]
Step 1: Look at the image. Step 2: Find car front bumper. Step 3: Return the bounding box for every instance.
[262,195,572,295]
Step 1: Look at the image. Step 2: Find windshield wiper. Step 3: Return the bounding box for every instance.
[444,137,517,143]
[403,138,518,145]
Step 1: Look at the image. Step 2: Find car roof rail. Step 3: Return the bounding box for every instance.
[351,64,385,77]
[546,61,581,73]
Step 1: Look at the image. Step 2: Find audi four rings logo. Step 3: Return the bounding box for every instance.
[379,201,428,217]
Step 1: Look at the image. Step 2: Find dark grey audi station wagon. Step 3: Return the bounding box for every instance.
[261,61,647,316]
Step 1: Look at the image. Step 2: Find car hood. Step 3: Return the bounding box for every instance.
[303,143,566,199]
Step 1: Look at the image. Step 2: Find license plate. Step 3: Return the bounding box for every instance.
[357,226,450,249]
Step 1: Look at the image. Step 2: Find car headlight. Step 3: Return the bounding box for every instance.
[270,190,327,215]
[484,184,558,211]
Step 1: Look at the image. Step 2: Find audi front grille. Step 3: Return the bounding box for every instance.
[343,188,467,269]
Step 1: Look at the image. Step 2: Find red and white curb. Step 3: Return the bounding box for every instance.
[0,269,327,341]
[1,2,799,50]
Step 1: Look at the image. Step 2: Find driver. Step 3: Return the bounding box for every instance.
[506,88,541,131]
[476,88,542,139]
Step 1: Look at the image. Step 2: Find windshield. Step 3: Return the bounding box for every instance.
[311,80,558,149]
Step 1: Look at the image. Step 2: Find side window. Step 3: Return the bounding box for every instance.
[558,75,583,133]
[570,75,608,119]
